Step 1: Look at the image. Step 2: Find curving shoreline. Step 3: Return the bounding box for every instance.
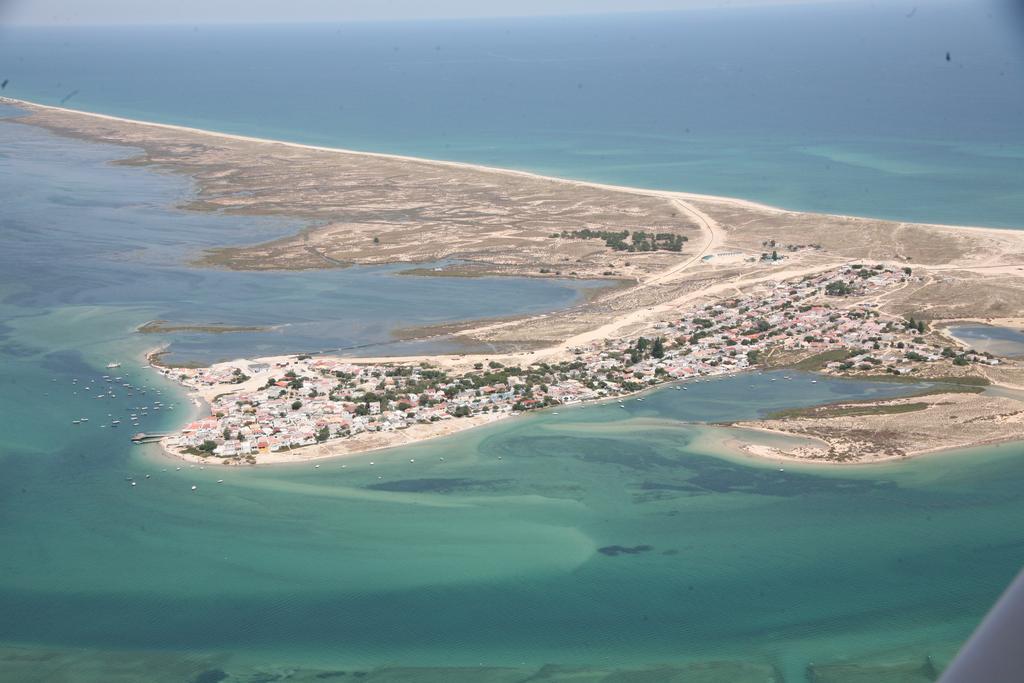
[0,96,782,218]
[146,259,1024,467]
[8,96,1023,467]
[152,353,1024,469]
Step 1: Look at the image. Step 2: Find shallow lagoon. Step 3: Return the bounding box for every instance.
[2,46,1024,683]
[948,324,1024,359]
[2,367,1023,682]
[0,114,607,366]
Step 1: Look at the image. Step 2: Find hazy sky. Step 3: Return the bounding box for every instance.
[2,0,846,26]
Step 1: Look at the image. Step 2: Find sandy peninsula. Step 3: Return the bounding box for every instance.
[7,96,1024,465]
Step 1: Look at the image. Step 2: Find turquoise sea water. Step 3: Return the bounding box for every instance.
[948,324,1024,358]
[1,5,1024,682]
[1,1,1023,227]
[0,118,1022,682]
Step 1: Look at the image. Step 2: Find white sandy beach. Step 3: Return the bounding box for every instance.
[12,95,1022,468]
[6,95,1022,240]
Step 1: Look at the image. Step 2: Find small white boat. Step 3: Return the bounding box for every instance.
[71,420,80,425]
[106,362,121,369]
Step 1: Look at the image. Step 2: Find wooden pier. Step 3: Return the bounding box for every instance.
[131,432,168,444]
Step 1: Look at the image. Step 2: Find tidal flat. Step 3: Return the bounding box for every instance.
[2,15,1024,677]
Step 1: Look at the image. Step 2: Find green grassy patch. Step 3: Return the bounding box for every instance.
[787,349,853,371]
[860,374,990,387]
[765,382,983,420]
[768,402,930,420]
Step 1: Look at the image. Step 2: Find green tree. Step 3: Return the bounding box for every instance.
[825,280,851,296]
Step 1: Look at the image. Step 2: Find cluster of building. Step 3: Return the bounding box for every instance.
[161,263,987,461]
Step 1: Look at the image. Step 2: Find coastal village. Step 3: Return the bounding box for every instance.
[160,263,1001,463]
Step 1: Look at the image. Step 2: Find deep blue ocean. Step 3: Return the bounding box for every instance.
[2,0,1023,227]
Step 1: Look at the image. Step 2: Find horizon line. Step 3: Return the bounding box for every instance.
[0,0,880,29]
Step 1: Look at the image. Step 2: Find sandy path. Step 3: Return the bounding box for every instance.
[639,197,723,287]
[344,259,846,370]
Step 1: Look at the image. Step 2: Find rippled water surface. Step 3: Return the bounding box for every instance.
[2,7,1024,679]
